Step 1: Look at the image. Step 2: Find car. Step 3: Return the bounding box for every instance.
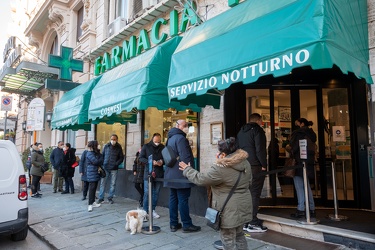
[0,140,28,241]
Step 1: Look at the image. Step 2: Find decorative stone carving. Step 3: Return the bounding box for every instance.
[84,0,90,16]
[48,6,66,24]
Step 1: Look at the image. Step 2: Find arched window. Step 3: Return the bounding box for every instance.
[50,35,58,55]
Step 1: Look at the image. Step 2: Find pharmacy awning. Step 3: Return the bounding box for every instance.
[168,0,372,108]
[88,36,200,124]
[51,76,102,131]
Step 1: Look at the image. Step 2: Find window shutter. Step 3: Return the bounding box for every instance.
[133,0,143,16]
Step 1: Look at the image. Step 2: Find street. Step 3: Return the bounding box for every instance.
[0,229,51,250]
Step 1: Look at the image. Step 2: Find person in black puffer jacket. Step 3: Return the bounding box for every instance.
[139,133,165,218]
[85,140,103,212]
[60,143,77,194]
[132,147,144,207]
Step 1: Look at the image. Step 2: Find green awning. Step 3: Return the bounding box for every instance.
[51,76,102,131]
[88,36,201,124]
[168,0,372,108]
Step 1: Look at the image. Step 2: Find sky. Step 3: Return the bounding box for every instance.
[0,0,12,67]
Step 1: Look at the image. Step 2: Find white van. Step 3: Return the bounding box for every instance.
[0,140,28,241]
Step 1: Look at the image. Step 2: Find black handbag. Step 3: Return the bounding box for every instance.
[98,166,106,178]
[205,172,242,231]
[41,162,49,173]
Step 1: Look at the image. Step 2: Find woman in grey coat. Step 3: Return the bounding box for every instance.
[179,137,252,250]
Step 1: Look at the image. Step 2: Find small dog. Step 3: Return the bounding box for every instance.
[125,209,148,235]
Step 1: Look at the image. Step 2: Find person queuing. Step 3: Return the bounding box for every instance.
[132,147,144,208]
[289,118,317,219]
[60,143,77,194]
[50,141,64,193]
[85,140,104,212]
[79,144,89,201]
[164,120,201,233]
[236,113,268,233]
[30,143,45,198]
[98,134,124,204]
[179,137,252,250]
[139,133,165,219]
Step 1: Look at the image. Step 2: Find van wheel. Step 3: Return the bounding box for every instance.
[11,226,28,241]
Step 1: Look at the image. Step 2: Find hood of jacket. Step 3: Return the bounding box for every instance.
[215,149,248,171]
[167,127,186,139]
[240,122,261,133]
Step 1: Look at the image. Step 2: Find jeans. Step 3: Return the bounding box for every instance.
[220,225,248,250]
[82,181,89,198]
[250,166,266,222]
[99,170,118,200]
[169,188,192,228]
[88,181,98,205]
[64,177,74,193]
[143,179,162,212]
[293,175,315,211]
[52,168,63,191]
[31,175,42,195]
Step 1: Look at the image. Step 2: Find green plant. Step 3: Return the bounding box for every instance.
[43,146,54,171]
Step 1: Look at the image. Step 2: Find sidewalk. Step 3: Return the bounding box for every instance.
[28,184,289,250]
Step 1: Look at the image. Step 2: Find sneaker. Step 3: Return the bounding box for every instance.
[291,210,306,218]
[108,198,114,204]
[152,210,160,219]
[88,205,93,212]
[36,192,43,196]
[242,223,248,231]
[143,217,148,222]
[97,199,104,204]
[92,202,101,208]
[31,194,42,198]
[246,224,267,233]
[183,225,201,233]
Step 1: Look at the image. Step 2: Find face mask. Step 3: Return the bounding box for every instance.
[183,127,189,134]
[111,140,116,145]
[63,147,67,151]
[97,145,101,150]
[39,148,43,152]
[154,142,160,146]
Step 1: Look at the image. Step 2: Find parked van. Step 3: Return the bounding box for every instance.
[0,140,28,241]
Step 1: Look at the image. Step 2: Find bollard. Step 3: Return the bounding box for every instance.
[328,161,348,221]
[298,161,319,225]
[142,175,160,234]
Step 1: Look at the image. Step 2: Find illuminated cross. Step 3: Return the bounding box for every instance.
[48,46,83,81]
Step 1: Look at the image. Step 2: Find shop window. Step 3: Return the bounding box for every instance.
[96,123,127,168]
[144,108,199,169]
[49,35,58,55]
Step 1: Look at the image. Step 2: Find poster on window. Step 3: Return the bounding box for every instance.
[332,126,346,142]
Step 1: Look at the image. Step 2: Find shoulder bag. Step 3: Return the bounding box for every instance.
[205,171,242,231]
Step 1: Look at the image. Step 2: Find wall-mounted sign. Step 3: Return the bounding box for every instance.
[27,98,45,131]
[48,46,84,81]
[1,96,12,111]
[299,139,307,160]
[94,2,200,76]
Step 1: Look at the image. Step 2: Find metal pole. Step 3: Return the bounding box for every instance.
[4,111,7,139]
[328,161,348,221]
[142,176,160,234]
[298,161,318,225]
[342,160,347,200]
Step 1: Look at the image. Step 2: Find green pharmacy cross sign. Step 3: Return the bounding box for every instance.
[48,46,83,81]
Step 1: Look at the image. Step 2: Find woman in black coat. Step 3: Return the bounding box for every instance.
[133,147,144,207]
[79,149,89,200]
[61,143,76,194]
[85,140,103,212]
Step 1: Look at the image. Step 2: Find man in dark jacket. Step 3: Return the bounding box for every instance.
[50,141,64,193]
[236,113,268,233]
[164,120,201,233]
[139,133,164,219]
[98,134,124,204]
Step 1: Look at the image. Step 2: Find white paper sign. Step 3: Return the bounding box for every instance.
[27,98,45,131]
[332,126,346,142]
[299,139,307,160]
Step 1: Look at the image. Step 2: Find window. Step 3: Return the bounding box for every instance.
[77,6,84,41]
[50,35,58,55]
[116,0,128,19]
[96,123,127,168]
[144,107,199,169]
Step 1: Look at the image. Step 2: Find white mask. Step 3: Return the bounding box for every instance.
[39,147,43,151]
[111,140,116,145]
[63,147,67,151]
[97,144,101,150]
[183,127,189,134]
[154,142,160,146]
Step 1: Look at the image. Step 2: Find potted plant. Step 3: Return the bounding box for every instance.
[40,146,53,184]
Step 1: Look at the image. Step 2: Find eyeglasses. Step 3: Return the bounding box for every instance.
[176,121,188,128]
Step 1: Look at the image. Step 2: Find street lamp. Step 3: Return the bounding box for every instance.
[22,121,33,135]
[45,110,53,128]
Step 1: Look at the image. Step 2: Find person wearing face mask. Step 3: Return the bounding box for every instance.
[97,134,124,204]
[60,143,77,194]
[30,143,45,198]
[50,141,65,193]
[163,120,201,233]
[139,133,165,218]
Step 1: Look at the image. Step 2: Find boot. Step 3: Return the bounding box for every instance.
[291,210,306,218]
[309,210,316,218]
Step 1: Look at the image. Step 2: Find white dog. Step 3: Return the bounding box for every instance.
[125,209,148,235]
